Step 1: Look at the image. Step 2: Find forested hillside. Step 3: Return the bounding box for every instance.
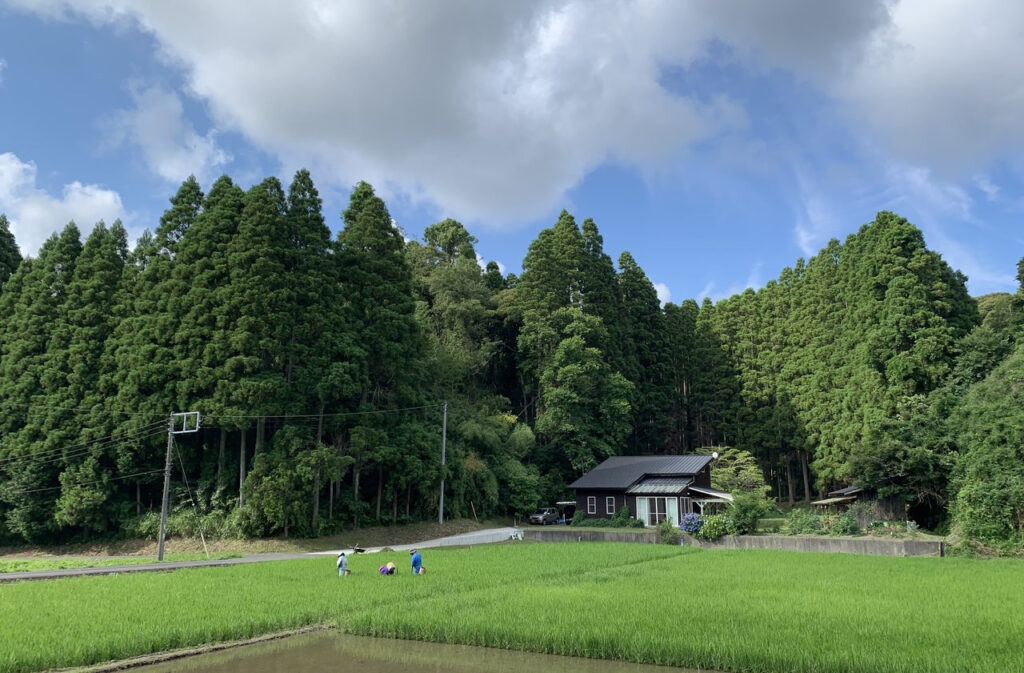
[0,174,1020,544]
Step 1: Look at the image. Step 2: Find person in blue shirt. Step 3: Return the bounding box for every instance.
[410,549,422,575]
[336,551,348,576]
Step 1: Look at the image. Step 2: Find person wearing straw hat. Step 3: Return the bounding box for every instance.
[410,549,423,575]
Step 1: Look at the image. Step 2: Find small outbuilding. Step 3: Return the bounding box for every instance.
[812,485,905,522]
[569,455,732,527]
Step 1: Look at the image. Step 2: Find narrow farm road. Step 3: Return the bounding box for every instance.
[0,527,523,583]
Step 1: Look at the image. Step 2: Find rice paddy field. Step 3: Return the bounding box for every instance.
[2,543,1023,673]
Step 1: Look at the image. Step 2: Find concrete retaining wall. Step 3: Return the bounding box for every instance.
[683,534,945,557]
[521,527,944,556]
[522,527,659,544]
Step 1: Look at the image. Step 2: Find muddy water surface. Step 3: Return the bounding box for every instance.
[134,631,712,673]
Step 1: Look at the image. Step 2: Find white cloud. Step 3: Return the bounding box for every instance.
[792,168,846,258]
[973,174,999,202]
[8,0,1024,225]
[698,263,766,303]
[475,253,507,275]
[837,0,1024,171]
[653,281,671,306]
[697,281,715,303]
[0,58,7,84]
[104,83,230,183]
[5,1,757,225]
[0,152,128,255]
[882,163,974,223]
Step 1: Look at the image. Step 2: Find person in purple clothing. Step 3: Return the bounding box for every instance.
[410,549,422,575]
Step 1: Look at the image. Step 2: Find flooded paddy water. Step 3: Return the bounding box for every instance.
[134,630,711,673]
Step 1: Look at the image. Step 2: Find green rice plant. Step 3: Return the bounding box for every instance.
[347,549,1024,673]
[3,543,1024,673]
[0,544,679,673]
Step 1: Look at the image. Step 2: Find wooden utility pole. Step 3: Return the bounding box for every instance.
[157,414,175,562]
[438,400,447,524]
[157,412,201,562]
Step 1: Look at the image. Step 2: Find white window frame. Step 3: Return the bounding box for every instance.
[606,496,615,515]
[587,496,596,514]
[646,497,668,526]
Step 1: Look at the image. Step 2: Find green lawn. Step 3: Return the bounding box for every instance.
[0,553,241,573]
[1,544,1022,673]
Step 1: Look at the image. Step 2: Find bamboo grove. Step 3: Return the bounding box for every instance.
[0,172,1021,544]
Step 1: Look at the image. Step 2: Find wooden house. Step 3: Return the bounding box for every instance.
[568,455,732,527]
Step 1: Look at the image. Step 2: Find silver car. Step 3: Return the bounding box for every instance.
[529,507,559,525]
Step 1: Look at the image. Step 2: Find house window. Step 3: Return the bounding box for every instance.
[647,497,667,525]
[606,496,615,515]
[587,496,596,514]
[680,497,692,514]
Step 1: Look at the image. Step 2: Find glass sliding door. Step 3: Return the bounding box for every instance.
[638,497,680,526]
[646,497,667,526]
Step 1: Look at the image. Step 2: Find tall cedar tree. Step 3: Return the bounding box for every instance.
[617,251,673,454]
[516,211,585,424]
[0,214,21,289]
[209,177,293,419]
[336,182,425,520]
[535,308,633,475]
[45,222,128,532]
[663,299,699,452]
[107,178,203,511]
[0,224,82,539]
[174,176,245,417]
[580,219,631,376]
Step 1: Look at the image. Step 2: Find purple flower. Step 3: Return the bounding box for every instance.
[680,513,703,533]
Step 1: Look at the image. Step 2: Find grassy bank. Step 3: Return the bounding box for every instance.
[2,544,1023,673]
[0,553,240,574]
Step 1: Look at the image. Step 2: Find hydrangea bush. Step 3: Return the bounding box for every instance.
[679,513,703,534]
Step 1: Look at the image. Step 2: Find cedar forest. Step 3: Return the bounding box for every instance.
[0,172,1021,545]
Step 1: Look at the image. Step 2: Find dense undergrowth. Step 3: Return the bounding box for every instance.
[3,543,1024,673]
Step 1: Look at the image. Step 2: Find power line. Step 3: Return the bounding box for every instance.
[0,404,446,468]
[208,403,445,420]
[0,426,165,467]
[4,469,164,496]
[0,422,166,466]
[1,398,169,418]
[174,444,209,559]
[0,428,169,468]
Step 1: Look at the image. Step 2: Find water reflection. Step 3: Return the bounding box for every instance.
[135,631,708,673]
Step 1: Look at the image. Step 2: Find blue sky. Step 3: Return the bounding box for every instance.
[1,1,1022,304]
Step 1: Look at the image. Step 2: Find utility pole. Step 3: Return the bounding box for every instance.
[157,411,201,562]
[157,414,174,562]
[438,400,447,524]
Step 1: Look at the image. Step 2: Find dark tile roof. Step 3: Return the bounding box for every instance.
[828,486,863,497]
[569,455,712,490]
